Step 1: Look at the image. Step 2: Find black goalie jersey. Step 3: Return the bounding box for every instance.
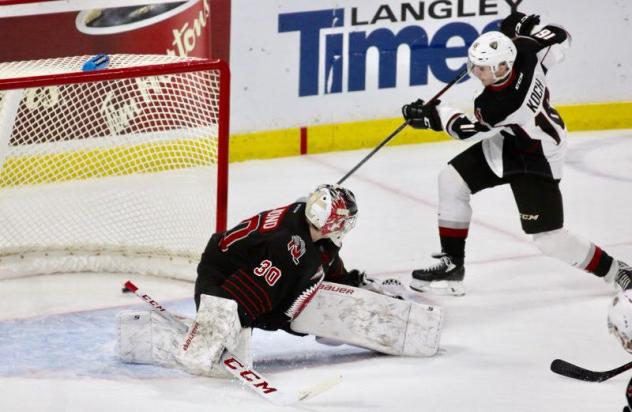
[438,25,571,180]
[196,202,354,331]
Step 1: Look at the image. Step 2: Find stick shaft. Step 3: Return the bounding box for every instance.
[124,280,188,333]
[337,67,468,185]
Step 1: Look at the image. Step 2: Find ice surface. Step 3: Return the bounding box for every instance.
[1,130,631,411]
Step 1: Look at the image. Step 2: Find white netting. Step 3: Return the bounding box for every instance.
[0,55,227,280]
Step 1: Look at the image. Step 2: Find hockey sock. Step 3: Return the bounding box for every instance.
[436,165,471,264]
[532,228,614,277]
[583,245,615,277]
[438,228,466,265]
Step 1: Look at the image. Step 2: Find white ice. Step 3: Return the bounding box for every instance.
[1,129,631,411]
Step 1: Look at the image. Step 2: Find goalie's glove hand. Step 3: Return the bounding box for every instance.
[500,12,540,38]
[402,99,442,131]
[349,270,404,300]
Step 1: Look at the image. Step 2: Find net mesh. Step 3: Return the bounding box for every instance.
[0,55,226,279]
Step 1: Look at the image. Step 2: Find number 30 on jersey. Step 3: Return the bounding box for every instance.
[253,259,282,286]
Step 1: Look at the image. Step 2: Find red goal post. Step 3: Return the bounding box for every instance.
[0,55,229,281]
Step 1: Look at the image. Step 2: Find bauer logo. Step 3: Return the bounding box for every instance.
[319,283,355,295]
[278,2,511,97]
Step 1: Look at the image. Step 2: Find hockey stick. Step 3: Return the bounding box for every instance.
[337,66,469,185]
[124,280,341,405]
[550,358,632,382]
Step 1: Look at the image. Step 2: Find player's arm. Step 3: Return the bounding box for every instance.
[317,239,372,287]
[500,12,570,47]
[402,99,501,141]
[501,12,571,70]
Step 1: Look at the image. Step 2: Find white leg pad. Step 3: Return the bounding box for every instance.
[117,295,251,379]
[290,282,443,357]
[117,310,188,368]
[174,294,251,379]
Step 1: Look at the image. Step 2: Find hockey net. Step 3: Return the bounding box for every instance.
[0,55,229,281]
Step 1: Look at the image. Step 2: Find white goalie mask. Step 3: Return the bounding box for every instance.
[607,290,632,353]
[468,31,517,81]
[305,184,358,246]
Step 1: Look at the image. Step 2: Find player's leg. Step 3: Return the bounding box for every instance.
[511,175,632,289]
[411,142,505,296]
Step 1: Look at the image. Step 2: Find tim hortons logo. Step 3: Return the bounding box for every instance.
[223,357,278,394]
[319,283,355,295]
[182,322,199,351]
[24,87,61,110]
[287,235,306,265]
[167,0,210,57]
[100,76,172,134]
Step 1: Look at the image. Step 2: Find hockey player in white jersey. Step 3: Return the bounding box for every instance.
[401,12,632,296]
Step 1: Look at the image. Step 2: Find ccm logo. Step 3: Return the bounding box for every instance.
[223,357,278,394]
[319,283,354,295]
[141,294,166,312]
[520,214,540,221]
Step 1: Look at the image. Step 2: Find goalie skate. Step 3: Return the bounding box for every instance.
[410,253,465,296]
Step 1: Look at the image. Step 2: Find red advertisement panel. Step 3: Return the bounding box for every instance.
[0,0,230,63]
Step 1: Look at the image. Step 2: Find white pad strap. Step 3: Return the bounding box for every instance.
[290,282,443,357]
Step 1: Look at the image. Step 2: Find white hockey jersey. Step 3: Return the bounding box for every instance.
[438,25,571,180]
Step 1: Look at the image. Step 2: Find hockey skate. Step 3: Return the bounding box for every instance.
[615,261,632,290]
[410,253,465,296]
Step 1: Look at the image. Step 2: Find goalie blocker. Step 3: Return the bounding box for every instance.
[292,282,443,357]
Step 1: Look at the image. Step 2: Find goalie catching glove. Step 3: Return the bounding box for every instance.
[402,99,443,131]
[348,269,405,300]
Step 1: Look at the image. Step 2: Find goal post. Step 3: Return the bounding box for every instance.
[0,55,229,281]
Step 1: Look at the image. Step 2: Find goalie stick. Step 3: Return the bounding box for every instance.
[550,358,632,382]
[123,280,342,405]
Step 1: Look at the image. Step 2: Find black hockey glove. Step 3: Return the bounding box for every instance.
[402,99,442,131]
[500,12,540,38]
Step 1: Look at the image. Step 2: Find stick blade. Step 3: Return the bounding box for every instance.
[550,359,606,382]
[297,374,343,402]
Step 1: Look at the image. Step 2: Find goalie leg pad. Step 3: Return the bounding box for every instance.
[117,296,251,379]
[290,282,443,356]
[174,294,252,379]
[117,310,188,368]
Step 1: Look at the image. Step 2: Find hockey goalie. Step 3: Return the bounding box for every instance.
[118,184,443,378]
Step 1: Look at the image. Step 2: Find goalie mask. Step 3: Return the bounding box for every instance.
[305,184,358,246]
[608,290,632,353]
[468,31,517,82]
